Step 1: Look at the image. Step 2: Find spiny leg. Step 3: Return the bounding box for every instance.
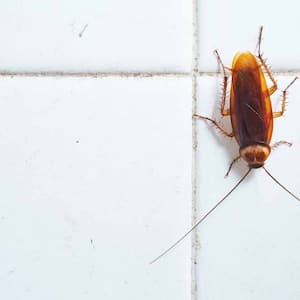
[273,77,298,118]
[271,141,292,150]
[225,155,241,177]
[214,50,230,116]
[193,51,233,138]
[257,26,277,96]
[193,114,234,138]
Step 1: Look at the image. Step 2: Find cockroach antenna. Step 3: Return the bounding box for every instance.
[150,168,251,264]
[262,166,300,203]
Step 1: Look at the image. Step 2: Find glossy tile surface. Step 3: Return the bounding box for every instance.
[0,0,191,71]
[198,0,300,72]
[0,77,192,300]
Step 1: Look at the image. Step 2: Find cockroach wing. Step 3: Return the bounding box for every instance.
[230,52,273,148]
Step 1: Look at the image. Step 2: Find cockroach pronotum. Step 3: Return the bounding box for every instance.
[150,26,299,264]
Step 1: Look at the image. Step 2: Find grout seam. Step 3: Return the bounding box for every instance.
[0,70,298,78]
[0,71,190,78]
[191,0,199,299]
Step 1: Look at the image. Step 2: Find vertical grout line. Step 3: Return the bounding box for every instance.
[191,0,199,299]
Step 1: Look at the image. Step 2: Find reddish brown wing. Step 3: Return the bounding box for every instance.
[230,52,273,148]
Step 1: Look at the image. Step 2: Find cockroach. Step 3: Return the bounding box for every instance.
[150,26,299,264]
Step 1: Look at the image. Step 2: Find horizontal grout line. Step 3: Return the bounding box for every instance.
[0,71,191,78]
[0,70,299,78]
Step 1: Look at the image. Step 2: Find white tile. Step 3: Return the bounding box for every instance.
[0,77,192,300]
[0,0,192,72]
[198,0,300,71]
[194,76,300,299]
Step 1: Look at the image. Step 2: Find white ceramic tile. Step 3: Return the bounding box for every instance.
[198,0,300,71]
[0,0,192,72]
[0,77,192,300]
[194,76,300,299]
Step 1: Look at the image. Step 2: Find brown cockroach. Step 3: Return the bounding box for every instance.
[150,26,299,264]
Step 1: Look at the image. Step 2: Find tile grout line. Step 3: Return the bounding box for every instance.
[191,0,199,299]
[0,71,191,78]
[0,70,298,78]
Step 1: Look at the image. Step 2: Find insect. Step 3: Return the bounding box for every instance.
[150,26,299,264]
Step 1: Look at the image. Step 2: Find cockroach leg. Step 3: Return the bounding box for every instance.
[214,49,227,75]
[257,53,277,96]
[271,141,292,150]
[225,155,241,177]
[220,76,230,116]
[214,50,231,116]
[273,76,298,118]
[256,26,277,96]
[257,25,263,56]
[193,114,234,137]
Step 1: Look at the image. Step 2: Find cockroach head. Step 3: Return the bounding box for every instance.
[240,144,271,168]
